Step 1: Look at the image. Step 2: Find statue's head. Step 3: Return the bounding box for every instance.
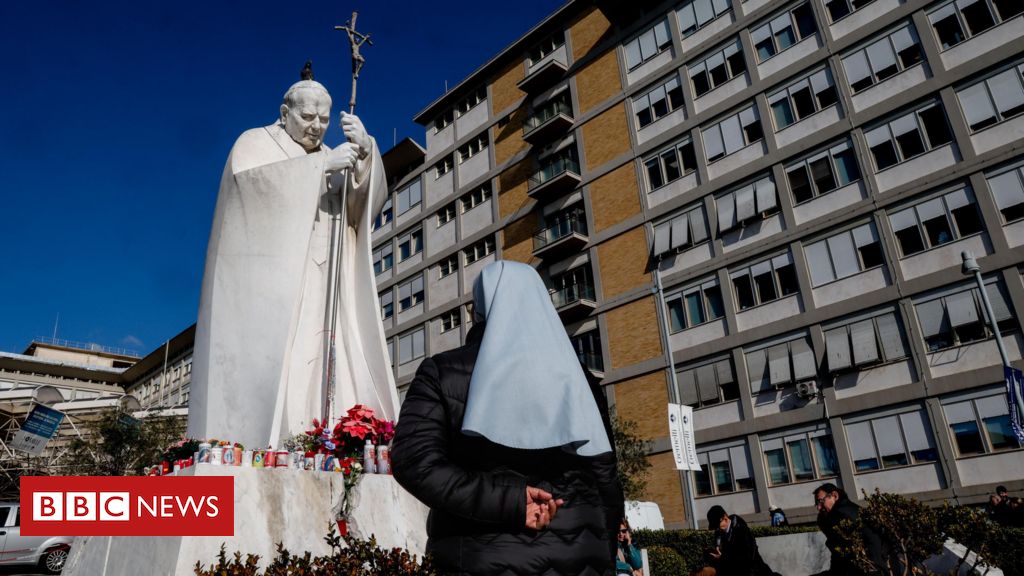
[280,79,332,152]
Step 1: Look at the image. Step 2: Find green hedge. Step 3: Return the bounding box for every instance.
[983,527,1024,576]
[634,526,818,574]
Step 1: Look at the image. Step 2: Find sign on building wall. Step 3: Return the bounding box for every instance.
[668,403,701,471]
[11,404,65,455]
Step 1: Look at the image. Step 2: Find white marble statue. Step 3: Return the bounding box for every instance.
[187,76,399,449]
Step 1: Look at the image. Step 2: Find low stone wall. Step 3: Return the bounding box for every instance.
[756,531,830,576]
[62,465,428,575]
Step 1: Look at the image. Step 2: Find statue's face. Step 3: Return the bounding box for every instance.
[281,89,331,151]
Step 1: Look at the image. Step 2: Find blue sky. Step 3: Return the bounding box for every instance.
[0,0,563,356]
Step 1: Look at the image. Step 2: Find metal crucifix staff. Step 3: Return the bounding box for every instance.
[320,11,373,427]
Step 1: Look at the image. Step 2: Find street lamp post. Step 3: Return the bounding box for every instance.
[961,251,1024,431]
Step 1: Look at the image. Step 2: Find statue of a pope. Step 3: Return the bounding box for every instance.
[187,74,398,449]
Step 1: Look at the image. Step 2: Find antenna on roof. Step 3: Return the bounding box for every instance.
[445,80,449,92]
[52,313,59,340]
[393,127,397,147]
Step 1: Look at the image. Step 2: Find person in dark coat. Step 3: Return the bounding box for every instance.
[814,483,885,576]
[392,261,624,576]
[706,505,779,576]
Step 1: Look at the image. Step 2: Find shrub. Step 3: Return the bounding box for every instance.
[611,417,652,500]
[936,503,997,575]
[645,545,688,576]
[836,490,944,576]
[633,526,817,573]
[981,526,1024,576]
[194,527,434,576]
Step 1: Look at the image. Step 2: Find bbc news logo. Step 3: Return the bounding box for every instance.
[21,476,233,536]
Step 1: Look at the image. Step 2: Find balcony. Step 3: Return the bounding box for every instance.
[517,58,568,94]
[523,100,574,145]
[528,155,581,200]
[577,352,605,375]
[551,282,597,320]
[533,216,588,259]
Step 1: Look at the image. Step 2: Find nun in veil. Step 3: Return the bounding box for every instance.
[392,260,624,576]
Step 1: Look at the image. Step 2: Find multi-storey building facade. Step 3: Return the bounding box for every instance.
[374,0,1024,527]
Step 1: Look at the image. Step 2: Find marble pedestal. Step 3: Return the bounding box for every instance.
[62,464,428,576]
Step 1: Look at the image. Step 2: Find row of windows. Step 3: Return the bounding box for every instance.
[432,87,487,133]
[694,393,1020,496]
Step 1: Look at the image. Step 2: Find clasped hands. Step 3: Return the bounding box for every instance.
[525,486,564,531]
[325,112,370,173]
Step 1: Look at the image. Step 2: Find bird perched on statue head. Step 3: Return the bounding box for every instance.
[301,60,314,81]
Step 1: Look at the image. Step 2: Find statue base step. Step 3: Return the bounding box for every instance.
[62,464,428,575]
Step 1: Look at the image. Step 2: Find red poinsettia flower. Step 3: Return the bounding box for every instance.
[346,404,376,422]
[340,418,374,441]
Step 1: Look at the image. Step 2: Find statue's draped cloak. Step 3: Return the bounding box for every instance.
[187,123,398,448]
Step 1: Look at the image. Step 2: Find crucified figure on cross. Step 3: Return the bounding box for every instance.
[335,11,373,114]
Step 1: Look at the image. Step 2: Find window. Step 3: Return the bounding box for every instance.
[433,109,454,133]
[624,18,672,70]
[457,87,486,116]
[768,68,838,129]
[372,244,393,276]
[751,3,817,63]
[652,204,709,259]
[460,184,492,212]
[943,393,1022,456]
[644,138,697,190]
[397,275,425,311]
[929,0,1023,51]
[694,443,753,496]
[634,76,685,128]
[957,64,1024,132]
[538,204,588,247]
[397,228,424,261]
[846,409,938,471]
[825,0,879,23]
[529,31,565,65]
[986,164,1024,222]
[677,0,733,38]
[745,334,815,393]
[464,237,496,264]
[434,156,453,179]
[761,429,837,486]
[914,281,1016,351]
[716,175,777,234]
[396,179,422,215]
[678,356,738,408]
[666,279,724,333]
[571,330,604,372]
[701,105,763,163]
[865,103,954,171]
[380,291,394,320]
[373,197,393,231]
[786,141,861,204]
[804,222,884,286]
[731,252,799,310]
[551,266,595,308]
[533,145,580,187]
[439,255,458,278]
[398,327,426,364]
[689,40,746,97]
[824,311,907,372]
[527,90,573,131]
[842,25,924,93]
[437,202,456,226]
[458,134,488,163]
[440,310,461,332]
[888,188,984,257]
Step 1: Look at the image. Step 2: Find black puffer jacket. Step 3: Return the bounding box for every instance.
[392,325,623,576]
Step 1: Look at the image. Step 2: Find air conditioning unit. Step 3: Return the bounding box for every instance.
[796,381,818,399]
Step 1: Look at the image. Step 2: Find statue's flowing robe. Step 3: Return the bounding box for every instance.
[187,122,398,448]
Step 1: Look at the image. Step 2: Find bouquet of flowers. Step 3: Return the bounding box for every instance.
[162,436,202,463]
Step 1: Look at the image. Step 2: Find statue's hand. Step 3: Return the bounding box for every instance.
[325,142,360,173]
[340,112,371,159]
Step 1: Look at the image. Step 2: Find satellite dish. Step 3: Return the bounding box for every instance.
[33,386,64,406]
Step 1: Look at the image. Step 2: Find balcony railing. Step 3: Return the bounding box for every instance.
[529,155,580,191]
[551,282,596,309]
[533,216,588,251]
[525,99,573,132]
[577,352,605,373]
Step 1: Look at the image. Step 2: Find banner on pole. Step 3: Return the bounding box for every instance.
[1006,366,1024,443]
[668,403,701,471]
[11,404,65,456]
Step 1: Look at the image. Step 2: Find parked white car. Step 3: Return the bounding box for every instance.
[0,502,72,574]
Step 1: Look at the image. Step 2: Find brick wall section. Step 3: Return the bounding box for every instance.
[502,212,539,264]
[575,50,621,115]
[493,106,529,166]
[581,103,631,172]
[614,371,670,440]
[605,296,662,370]
[491,60,525,116]
[570,6,612,61]
[596,226,651,300]
[643,452,686,526]
[590,163,641,233]
[498,160,532,219]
